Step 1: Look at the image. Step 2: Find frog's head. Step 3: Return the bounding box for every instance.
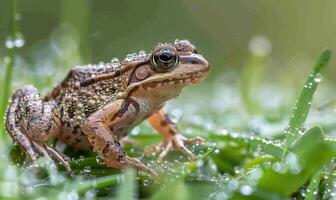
[126,40,210,100]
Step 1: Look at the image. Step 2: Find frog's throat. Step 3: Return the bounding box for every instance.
[122,70,207,98]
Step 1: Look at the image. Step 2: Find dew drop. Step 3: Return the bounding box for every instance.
[314,73,323,83]
[248,35,272,57]
[5,36,15,49]
[14,32,25,48]
[4,56,11,64]
[111,57,119,64]
[240,185,253,196]
[12,13,21,22]
[95,155,105,165]
[67,191,79,200]
[143,179,151,186]
[83,166,92,173]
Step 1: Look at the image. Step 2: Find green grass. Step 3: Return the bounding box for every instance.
[0,0,19,132]
[2,1,336,200]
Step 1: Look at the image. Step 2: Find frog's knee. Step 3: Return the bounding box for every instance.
[27,125,53,142]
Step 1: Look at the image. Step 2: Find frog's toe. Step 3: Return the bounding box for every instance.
[32,142,72,173]
[172,135,205,160]
[124,156,158,178]
[45,146,72,173]
[184,136,206,145]
[144,141,173,162]
[157,141,173,162]
[144,141,165,156]
[144,135,205,161]
[32,142,57,168]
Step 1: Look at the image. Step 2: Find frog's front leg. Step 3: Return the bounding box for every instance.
[5,85,71,172]
[145,109,205,161]
[82,98,156,176]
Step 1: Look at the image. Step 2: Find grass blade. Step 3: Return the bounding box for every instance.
[0,0,20,133]
[70,174,123,194]
[305,169,322,200]
[285,49,331,148]
[258,126,335,196]
[116,170,137,200]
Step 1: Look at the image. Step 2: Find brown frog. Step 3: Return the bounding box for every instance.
[5,40,210,175]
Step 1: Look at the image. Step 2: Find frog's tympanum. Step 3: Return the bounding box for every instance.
[5,40,210,176]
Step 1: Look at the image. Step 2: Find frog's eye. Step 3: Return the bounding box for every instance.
[150,47,178,72]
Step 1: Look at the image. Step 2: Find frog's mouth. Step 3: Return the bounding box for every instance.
[121,72,204,99]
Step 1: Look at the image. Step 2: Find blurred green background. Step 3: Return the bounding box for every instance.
[1,0,336,76]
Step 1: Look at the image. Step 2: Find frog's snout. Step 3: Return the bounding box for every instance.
[195,54,210,72]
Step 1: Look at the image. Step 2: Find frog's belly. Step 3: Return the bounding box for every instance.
[57,114,156,151]
[57,98,162,151]
[57,125,92,151]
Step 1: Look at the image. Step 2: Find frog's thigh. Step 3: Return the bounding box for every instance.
[82,99,131,168]
[7,85,61,143]
[147,109,179,139]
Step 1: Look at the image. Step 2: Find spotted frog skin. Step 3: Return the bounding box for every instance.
[5,40,210,175]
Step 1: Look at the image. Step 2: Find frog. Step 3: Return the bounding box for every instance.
[5,39,210,176]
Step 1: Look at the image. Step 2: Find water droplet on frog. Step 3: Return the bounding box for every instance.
[314,73,323,82]
[138,50,146,55]
[111,57,119,64]
[126,53,133,59]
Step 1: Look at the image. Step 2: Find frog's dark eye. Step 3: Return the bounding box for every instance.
[150,47,178,72]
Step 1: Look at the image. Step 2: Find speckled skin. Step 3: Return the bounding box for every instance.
[5,40,210,175]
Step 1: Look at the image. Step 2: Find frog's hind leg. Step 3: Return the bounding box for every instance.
[145,109,205,162]
[5,85,71,172]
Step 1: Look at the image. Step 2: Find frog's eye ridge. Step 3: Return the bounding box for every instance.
[150,46,178,72]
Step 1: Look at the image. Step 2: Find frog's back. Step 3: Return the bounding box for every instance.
[46,63,130,128]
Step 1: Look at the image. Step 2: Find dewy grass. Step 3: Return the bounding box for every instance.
[284,49,331,149]
[0,0,21,132]
[305,169,322,200]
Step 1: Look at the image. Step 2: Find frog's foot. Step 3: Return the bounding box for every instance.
[31,142,72,173]
[144,135,205,162]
